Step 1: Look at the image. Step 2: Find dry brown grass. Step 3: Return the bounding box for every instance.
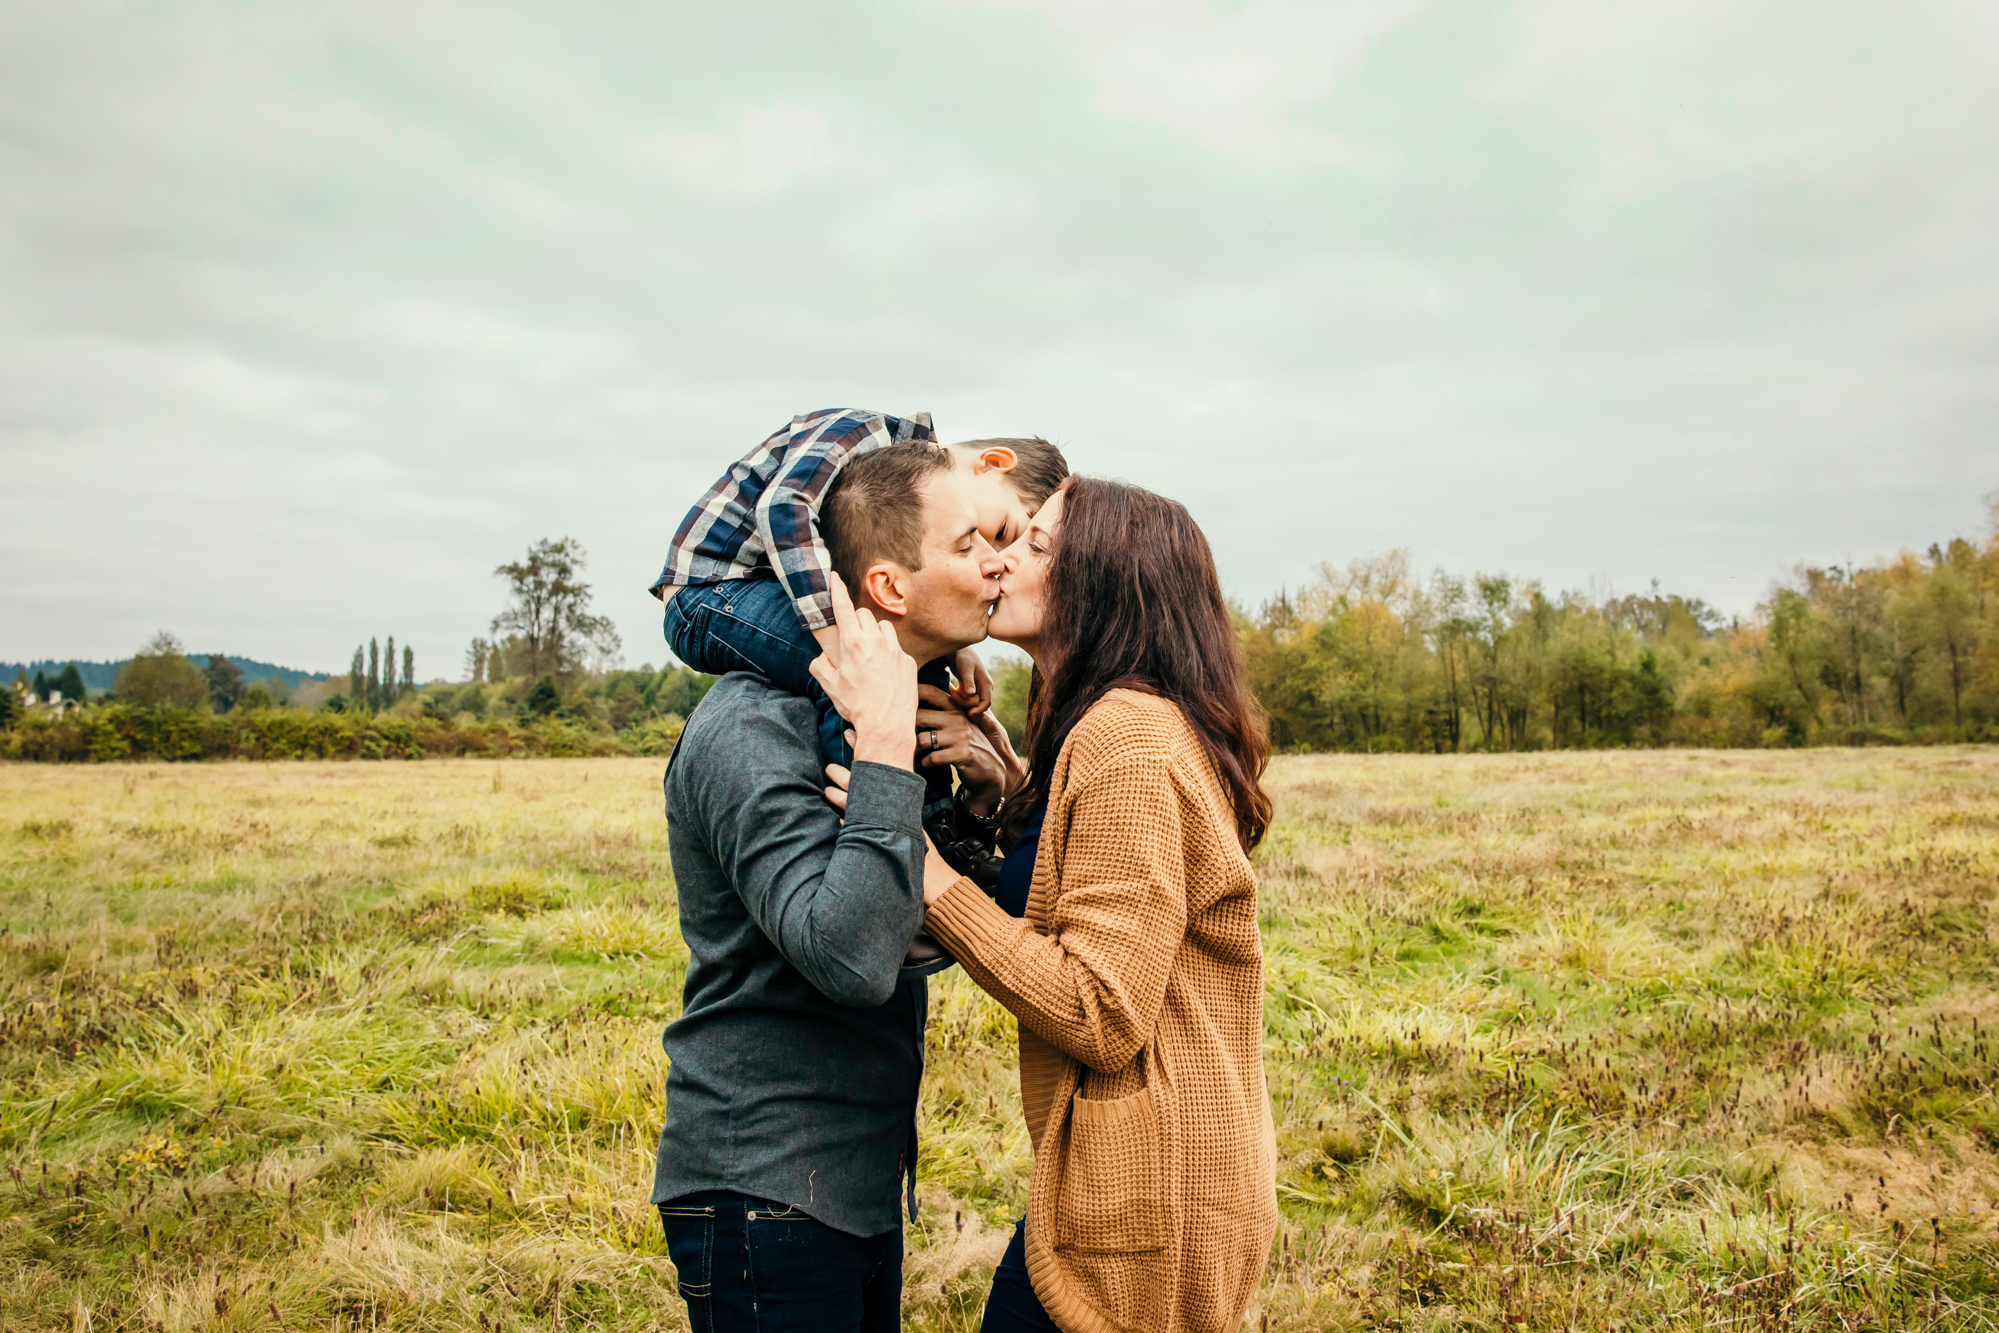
[3,748,1997,1330]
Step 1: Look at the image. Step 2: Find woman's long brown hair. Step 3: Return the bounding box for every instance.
[1007,476,1273,852]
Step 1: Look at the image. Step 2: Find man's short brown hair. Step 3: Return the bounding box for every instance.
[823,441,955,593]
[954,437,1069,513]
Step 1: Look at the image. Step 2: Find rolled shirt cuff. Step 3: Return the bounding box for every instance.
[842,760,927,836]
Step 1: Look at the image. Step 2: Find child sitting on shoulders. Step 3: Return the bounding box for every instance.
[649,407,1066,968]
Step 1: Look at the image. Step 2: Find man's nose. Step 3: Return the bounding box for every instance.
[976,538,1005,579]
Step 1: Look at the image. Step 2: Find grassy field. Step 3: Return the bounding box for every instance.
[3,749,1997,1332]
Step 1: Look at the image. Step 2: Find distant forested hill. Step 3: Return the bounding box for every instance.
[3,657,332,694]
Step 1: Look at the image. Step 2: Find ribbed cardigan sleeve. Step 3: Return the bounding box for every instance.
[923,746,1189,1076]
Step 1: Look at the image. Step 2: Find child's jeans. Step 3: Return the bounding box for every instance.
[661,577,956,824]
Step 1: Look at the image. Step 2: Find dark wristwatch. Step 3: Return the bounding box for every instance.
[955,799,1003,842]
[925,793,1004,892]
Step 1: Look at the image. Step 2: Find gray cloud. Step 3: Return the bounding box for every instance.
[3,0,1995,671]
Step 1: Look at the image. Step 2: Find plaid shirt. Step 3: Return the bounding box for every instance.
[651,407,936,631]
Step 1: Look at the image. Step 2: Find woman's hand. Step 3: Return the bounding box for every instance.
[823,764,969,907]
[921,835,961,905]
[807,575,918,771]
[915,685,1020,816]
[828,681,1023,817]
[823,762,853,813]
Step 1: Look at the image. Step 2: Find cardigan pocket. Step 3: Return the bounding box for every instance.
[1054,1085,1166,1254]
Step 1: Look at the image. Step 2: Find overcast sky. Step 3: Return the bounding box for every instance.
[3,0,1995,675]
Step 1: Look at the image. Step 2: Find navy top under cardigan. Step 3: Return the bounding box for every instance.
[993,804,1046,919]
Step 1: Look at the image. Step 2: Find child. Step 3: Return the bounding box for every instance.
[649,408,1067,957]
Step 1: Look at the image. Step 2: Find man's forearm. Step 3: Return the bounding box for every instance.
[736,761,927,1008]
[807,793,927,1002]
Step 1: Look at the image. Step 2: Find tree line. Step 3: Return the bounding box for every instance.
[9,513,1997,762]
[3,537,712,761]
[1229,503,1999,752]
[6,636,260,720]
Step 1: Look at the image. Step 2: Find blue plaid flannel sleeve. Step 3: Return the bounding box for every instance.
[754,409,936,631]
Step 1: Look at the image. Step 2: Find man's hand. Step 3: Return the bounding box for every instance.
[806,575,917,771]
[949,648,993,717]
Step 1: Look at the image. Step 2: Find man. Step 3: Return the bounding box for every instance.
[651,441,1004,1332]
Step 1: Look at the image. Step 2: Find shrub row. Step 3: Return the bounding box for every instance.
[1,705,683,763]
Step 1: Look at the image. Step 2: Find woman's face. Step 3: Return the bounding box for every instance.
[985,488,1063,655]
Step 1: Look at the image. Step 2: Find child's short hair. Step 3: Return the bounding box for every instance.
[955,437,1069,513]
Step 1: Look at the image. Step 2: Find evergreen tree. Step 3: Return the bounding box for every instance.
[32,670,50,702]
[0,682,17,729]
[367,638,381,713]
[465,638,488,684]
[385,635,397,704]
[349,646,365,707]
[53,664,86,702]
[402,645,415,696]
[203,655,246,712]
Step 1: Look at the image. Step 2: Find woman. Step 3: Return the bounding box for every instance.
[831,476,1278,1332]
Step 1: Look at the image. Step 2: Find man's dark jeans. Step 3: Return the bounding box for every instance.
[658,1191,902,1333]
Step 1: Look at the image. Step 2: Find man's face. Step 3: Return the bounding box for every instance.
[893,469,1004,660]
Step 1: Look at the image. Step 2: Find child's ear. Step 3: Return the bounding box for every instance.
[974,446,1018,474]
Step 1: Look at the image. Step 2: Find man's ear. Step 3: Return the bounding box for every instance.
[855,562,913,618]
[972,446,1018,474]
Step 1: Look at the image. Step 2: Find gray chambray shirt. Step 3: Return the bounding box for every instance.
[650,673,930,1237]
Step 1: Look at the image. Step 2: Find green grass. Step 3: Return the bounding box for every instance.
[3,749,1997,1330]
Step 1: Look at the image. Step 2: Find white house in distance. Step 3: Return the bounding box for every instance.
[10,678,79,717]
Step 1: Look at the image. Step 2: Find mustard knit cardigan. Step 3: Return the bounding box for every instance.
[925,689,1277,1333]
